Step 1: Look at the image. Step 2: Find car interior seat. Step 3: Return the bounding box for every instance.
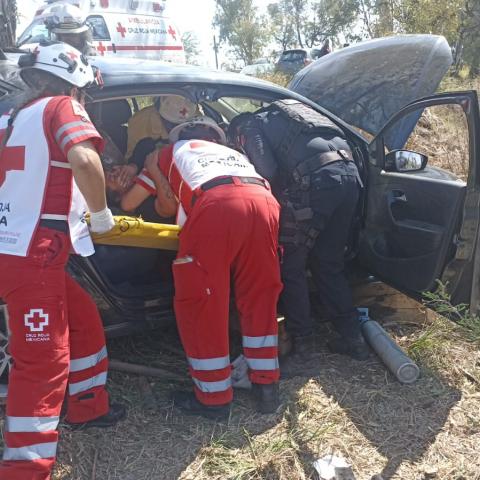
[99,99,132,154]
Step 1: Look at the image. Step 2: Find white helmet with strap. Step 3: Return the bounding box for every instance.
[19,42,95,88]
[169,116,227,144]
[44,3,89,34]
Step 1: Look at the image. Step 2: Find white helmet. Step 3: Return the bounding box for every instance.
[158,95,197,124]
[19,42,95,88]
[169,116,227,144]
[44,3,89,34]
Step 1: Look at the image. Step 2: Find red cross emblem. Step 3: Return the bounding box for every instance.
[179,107,188,117]
[24,309,49,333]
[0,128,26,188]
[67,50,78,60]
[116,22,126,38]
[96,42,106,56]
[168,25,177,41]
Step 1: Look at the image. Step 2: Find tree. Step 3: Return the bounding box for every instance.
[182,31,201,65]
[267,1,296,50]
[267,0,361,50]
[0,0,16,48]
[305,0,360,46]
[214,0,269,65]
[456,0,480,76]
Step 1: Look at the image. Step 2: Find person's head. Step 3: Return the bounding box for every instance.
[158,95,197,125]
[18,41,97,103]
[227,112,255,150]
[169,116,227,144]
[44,3,92,54]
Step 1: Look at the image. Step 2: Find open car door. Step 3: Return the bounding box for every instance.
[359,91,480,311]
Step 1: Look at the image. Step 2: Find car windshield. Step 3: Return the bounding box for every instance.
[219,97,269,116]
[17,18,50,46]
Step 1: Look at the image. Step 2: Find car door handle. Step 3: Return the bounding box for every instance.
[388,190,407,204]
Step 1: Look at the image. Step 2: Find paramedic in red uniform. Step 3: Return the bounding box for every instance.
[0,42,125,480]
[139,116,282,419]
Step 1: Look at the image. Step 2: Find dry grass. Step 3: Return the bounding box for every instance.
[1,283,476,479]
[406,104,470,180]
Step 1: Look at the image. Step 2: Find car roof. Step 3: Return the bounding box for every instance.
[91,57,290,98]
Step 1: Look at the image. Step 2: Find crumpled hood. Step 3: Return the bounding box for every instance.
[289,35,453,149]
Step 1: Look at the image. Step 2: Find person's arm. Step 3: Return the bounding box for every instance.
[144,152,178,218]
[68,140,108,213]
[68,140,115,234]
[120,183,151,212]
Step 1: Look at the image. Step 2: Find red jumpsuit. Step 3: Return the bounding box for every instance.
[136,140,282,406]
[0,96,110,480]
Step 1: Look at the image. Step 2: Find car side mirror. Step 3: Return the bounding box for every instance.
[385,150,428,172]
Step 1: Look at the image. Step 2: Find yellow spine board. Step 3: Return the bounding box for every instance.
[91,216,180,251]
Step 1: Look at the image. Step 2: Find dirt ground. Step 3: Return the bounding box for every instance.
[1,282,472,480]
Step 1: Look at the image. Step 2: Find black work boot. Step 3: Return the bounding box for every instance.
[171,391,231,420]
[327,334,370,361]
[252,382,280,414]
[67,403,126,430]
[280,335,319,379]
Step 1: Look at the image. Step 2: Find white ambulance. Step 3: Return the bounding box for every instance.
[16,0,186,63]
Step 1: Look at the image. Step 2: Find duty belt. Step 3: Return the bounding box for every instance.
[191,176,267,207]
[292,149,354,187]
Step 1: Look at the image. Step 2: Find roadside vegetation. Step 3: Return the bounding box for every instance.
[44,282,480,479]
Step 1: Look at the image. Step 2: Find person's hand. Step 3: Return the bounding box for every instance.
[144,152,160,175]
[112,164,137,189]
[89,207,115,234]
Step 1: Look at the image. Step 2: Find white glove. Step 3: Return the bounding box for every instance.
[89,207,115,234]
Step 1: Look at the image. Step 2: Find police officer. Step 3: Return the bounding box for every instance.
[228,100,369,369]
[0,42,125,479]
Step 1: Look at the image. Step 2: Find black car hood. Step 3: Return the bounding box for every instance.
[288,35,453,149]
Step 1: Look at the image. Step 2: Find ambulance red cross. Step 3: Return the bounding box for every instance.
[17,0,186,63]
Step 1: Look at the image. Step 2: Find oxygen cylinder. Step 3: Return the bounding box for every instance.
[359,309,420,384]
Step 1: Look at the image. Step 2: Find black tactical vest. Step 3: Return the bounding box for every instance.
[258,99,351,176]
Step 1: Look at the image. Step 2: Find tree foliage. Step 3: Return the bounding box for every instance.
[182,31,201,65]
[0,0,17,47]
[215,0,480,75]
[214,0,269,65]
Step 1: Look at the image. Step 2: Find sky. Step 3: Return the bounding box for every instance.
[15,0,275,67]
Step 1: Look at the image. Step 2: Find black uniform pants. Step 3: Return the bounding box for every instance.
[279,161,361,338]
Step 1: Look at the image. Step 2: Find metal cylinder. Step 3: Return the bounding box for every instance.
[361,320,420,384]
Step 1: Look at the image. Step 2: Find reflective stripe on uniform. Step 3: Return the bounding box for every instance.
[50,160,72,169]
[192,377,232,393]
[187,355,230,371]
[60,129,99,150]
[243,335,278,349]
[40,214,68,221]
[70,346,108,373]
[245,358,279,371]
[5,416,59,433]
[55,121,88,142]
[3,442,58,461]
[68,371,107,396]
[137,172,155,191]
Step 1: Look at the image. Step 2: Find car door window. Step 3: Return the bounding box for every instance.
[402,105,469,181]
[87,15,111,41]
